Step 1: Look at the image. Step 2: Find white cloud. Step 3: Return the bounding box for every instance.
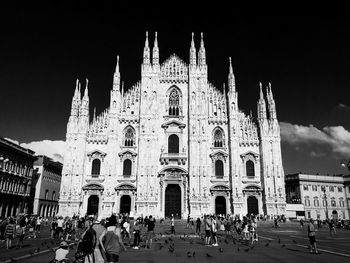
[20,140,66,163]
[280,122,350,157]
[5,138,20,145]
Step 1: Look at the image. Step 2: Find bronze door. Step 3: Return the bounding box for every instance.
[247,196,259,215]
[165,184,181,219]
[87,195,99,216]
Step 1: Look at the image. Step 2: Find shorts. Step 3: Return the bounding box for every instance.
[147,230,154,239]
[211,231,217,237]
[205,230,211,237]
[308,236,316,244]
[106,253,119,262]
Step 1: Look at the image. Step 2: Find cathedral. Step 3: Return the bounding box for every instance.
[58,32,286,219]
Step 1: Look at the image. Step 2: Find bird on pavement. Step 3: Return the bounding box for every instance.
[219,248,224,253]
[237,247,240,252]
[278,238,281,244]
[193,251,196,257]
[206,253,213,258]
[292,240,297,244]
[187,251,192,257]
[265,243,269,247]
[165,240,168,244]
[244,248,250,252]
[224,239,229,244]
[282,244,286,248]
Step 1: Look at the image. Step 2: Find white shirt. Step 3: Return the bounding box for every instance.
[57,219,64,228]
[55,248,69,260]
[123,222,130,233]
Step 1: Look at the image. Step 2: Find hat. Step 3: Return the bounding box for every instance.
[60,241,68,247]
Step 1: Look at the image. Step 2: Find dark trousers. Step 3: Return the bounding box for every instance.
[171,226,175,234]
[133,231,140,246]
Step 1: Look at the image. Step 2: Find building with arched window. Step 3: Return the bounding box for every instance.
[33,155,62,218]
[59,32,287,219]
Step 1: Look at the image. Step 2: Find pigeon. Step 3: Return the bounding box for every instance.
[187,251,192,258]
[159,245,164,250]
[219,248,224,253]
[189,240,194,244]
[165,240,168,244]
[244,248,250,252]
[278,238,281,244]
[292,240,297,244]
[168,246,175,253]
[282,244,286,248]
[237,247,240,252]
[169,237,173,241]
[224,239,229,244]
[206,253,213,258]
[265,243,269,247]
[193,251,196,257]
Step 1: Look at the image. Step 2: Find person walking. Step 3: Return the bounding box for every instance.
[4,218,15,249]
[92,217,106,263]
[204,215,212,246]
[99,215,126,263]
[211,216,219,246]
[307,218,319,254]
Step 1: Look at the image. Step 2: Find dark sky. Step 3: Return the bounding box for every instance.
[1,2,350,174]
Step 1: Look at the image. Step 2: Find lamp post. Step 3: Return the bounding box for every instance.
[322,187,329,220]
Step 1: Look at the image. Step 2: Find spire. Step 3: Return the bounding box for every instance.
[223,83,226,95]
[93,107,96,122]
[198,32,206,66]
[228,57,235,93]
[267,82,277,119]
[258,82,267,120]
[113,55,120,90]
[143,31,150,65]
[190,32,197,66]
[83,78,89,98]
[70,79,81,117]
[152,32,159,66]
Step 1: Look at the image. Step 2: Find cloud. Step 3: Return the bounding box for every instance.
[20,140,66,163]
[337,103,350,110]
[280,122,350,157]
[5,138,20,145]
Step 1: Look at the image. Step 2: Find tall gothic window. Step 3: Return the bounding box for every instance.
[215,160,224,178]
[246,160,255,178]
[213,129,224,147]
[168,88,180,116]
[91,159,101,176]
[168,134,179,153]
[123,159,132,177]
[124,127,135,147]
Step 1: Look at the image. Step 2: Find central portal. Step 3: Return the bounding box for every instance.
[165,184,181,219]
[87,195,99,216]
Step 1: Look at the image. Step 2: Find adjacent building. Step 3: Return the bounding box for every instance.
[285,173,350,220]
[32,155,62,217]
[0,137,36,218]
[59,32,286,219]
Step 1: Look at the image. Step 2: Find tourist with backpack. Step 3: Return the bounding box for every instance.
[99,215,126,263]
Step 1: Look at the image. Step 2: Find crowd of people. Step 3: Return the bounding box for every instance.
[1,213,349,262]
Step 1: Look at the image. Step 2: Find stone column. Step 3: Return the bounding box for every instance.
[82,192,88,216]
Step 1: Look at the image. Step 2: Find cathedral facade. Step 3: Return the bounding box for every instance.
[58,32,286,219]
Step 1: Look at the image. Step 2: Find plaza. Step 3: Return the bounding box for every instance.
[0,220,349,263]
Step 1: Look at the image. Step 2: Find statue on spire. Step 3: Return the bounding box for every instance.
[152,32,159,66]
[190,32,197,66]
[143,31,150,65]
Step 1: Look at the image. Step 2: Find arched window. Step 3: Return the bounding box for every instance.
[91,159,101,176]
[168,134,179,153]
[45,189,49,200]
[168,88,180,116]
[52,191,56,200]
[213,129,224,147]
[124,127,135,147]
[246,160,255,178]
[215,160,224,178]
[123,159,132,177]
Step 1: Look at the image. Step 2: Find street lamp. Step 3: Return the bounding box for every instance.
[340,159,350,171]
[322,187,329,220]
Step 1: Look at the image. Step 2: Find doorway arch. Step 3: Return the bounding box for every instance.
[87,195,99,216]
[165,184,181,218]
[247,196,259,215]
[215,196,226,215]
[120,195,131,215]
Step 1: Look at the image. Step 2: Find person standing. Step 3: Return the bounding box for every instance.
[92,218,106,263]
[170,216,175,235]
[145,215,155,249]
[204,215,212,246]
[211,216,219,246]
[195,217,201,236]
[307,218,319,254]
[132,218,141,249]
[300,218,304,230]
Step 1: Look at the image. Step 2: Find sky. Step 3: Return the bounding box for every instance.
[1,2,350,175]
